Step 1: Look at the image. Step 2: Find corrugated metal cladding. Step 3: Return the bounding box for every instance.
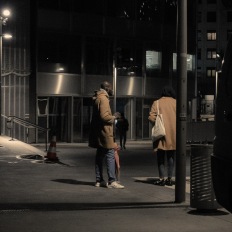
[1,0,30,140]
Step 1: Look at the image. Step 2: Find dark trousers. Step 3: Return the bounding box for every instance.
[157,150,175,179]
[119,131,127,148]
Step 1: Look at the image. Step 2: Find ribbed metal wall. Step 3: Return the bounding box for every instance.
[1,0,30,141]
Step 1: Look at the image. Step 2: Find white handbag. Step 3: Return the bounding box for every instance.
[151,100,166,141]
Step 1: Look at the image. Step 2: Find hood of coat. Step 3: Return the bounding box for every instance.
[92,89,109,101]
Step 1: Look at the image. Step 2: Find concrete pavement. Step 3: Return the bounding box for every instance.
[0,135,232,232]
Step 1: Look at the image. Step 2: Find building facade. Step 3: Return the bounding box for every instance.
[196,0,232,117]
[1,0,197,143]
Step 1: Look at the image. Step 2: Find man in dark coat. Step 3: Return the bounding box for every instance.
[116,112,129,150]
[89,81,125,189]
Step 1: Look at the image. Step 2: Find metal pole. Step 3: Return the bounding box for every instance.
[175,0,187,203]
[0,19,2,135]
[113,67,117,113]
[215,71,218,99]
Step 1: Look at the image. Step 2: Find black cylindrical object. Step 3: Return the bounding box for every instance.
[190,144,220,210]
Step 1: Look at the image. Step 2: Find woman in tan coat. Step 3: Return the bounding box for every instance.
[148,86,176,186]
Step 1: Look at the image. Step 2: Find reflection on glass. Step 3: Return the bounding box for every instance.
[173,53,193,71]
[146,51,161,70]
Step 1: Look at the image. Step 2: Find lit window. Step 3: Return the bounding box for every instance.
[173,53,193,71]
[146,51,161,70]
[207,31,216,41]
[207,49,217,59]
[207,67,216,77]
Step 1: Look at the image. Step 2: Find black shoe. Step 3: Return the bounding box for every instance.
[165,178,173,186]
[154,179,165,186]
[123,146,126,150]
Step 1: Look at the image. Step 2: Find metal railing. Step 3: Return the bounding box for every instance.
[6,116,50,151]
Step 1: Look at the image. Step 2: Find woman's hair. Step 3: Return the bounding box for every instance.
[161,86,176,99]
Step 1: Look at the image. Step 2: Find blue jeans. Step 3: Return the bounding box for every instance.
[157,150,175,179]
[95,147,116,183]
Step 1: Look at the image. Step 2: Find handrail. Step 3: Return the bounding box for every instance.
[7,116,50,151]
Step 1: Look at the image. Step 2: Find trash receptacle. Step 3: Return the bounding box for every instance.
[190,144,220,210]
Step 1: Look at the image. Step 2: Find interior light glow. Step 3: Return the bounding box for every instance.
[3,33,12,39]
[2,9,11,17]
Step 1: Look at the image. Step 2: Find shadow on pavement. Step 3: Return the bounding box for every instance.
[188,209,230,216]
[44,160,72,166]
[134,177,176,185]
[0,202,189,212]
[51,179,95,186]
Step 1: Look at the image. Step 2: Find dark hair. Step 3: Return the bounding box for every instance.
[161,86,176,99]
[100,81,111,90]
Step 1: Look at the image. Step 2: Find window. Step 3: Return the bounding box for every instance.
[227,30,232,40]
[116,40,142,76]
[207,67,216,78]
[207,30,216,40]
[137,0,160,21]
[146,51,161,70]
[197,30,201,41]
[207,12,216,22]
[207,49,217,59]
[207,0,216,4]
[197,49,201,60]
[173,53,193,71]
[37,0,70,11]
[187,55,193,71]
[86,37,113,75]
[197,67,202,78]
[107,0,134,19]
[71,0,105,16]
[38,34,81,73]
[145,49,162,77]
[227,11,232,22]
[198,12,202,23]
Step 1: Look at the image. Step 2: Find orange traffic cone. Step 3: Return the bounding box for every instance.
[45,136,58,161]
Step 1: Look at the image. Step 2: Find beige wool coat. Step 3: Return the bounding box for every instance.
[89,89,116,149]
[148,97,176,151]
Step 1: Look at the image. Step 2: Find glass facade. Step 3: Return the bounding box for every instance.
[1,0,197,143]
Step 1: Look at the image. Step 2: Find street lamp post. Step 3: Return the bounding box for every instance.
[175,0,187,203]
[0,9,10,135]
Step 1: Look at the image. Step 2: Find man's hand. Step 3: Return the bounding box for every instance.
[114,112,121,119]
